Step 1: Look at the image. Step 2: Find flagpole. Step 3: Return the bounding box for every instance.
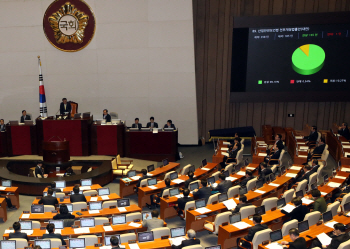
[38,56,48,118]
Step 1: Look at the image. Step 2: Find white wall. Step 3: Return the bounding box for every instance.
[0,0,198,144]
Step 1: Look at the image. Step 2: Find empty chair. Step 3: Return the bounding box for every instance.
[110,112,118,119]
[181,201,195,219]
[232,149,244,165]
[44,238,62,248]
[8,239,28,249]
[152,227,170,239]
[228,186,240,199]
[32,221,41,229]
[246,178,257,192]
[294,179,308,196]
[78,235,98,246]
[240,205,256,219]
[183,245,203,249]
[304,211,321,226]
[326,201,340,217]
[316,165,325,185]
[140,179,148,187]
[102,200,118,209]
[281,189,294,204]
[251,229,272,249]
[55,192,65,198]
[212,172,221,182]
[224,164,234,175]
[308,173,318,190]
[270,165,278,174]
[207,193,220,205]
[83,190,98,197]
[44,205,55,212]
[281,219,298,236]
[72,202,88,211]
[261,197,278,211]
[120,233,136,244]
[181,164,193,176]
[126,212,142,222]
[204,211,231,234]
[95,217,109,226]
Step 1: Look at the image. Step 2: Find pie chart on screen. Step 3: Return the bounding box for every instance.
[292,44,325,75]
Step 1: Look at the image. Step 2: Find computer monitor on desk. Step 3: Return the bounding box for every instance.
[82,112,90,119]
[1,179,11,187]
[147,164,155,172]
[0,240,16,249]
[49,220,64,229]
[105,235,121,246]
[34,240,50,249]
[112,215,126,225]
[73,113,81,119]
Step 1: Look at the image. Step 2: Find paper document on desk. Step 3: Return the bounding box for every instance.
[226,177,237,181]
[301,198,314,205]
[298,155,308,158]
[299,146,309,150]
[222,152,229,157]
[88,210,100,214]
[175,194,184,198]
[118,207,127,212]
[103,226,113,232]
[232,221,252,229]
[56,173,65,177]
[254,190,266,194]
[4,229,14,234]
[327,182,342,188]
[74,227,90,234]
[128,222,142,228]
[101,195,109,200]
[290,166,302,170]
[297,142,305,144]
[268,183,280,187]
[258,153,267,156]
[169,237,186,246]
[236,171,246,176]
[295,136,303,139]
[285,173,298,178]
[325,221,338,229]
[211,183,218,188]
[80,186,91,190]
[335,175,346,179]
[266,242,283,249]
[246,167,256,170]
[281,204,295,213]
[147,173,153,176]
[345,152,350,157]
[201,167,210,171]
[342,145,350,148]
[0,187,7,190]
[22,230,33,235]
[131,176,141,180]
[223,199,237,210]
[341,168,350,172]
[21,214,30,218]
[195,207,211,214]
[129,244,140,249]
[317,233,332,246]
[148,186,158,190]
[90,197,98,202]
[172,179,185,184]
[223,142,230,145]
[342,141,350,144]
[221,148,228,151]
[321,192,328,196]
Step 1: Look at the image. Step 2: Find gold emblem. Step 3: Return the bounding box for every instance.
[48,2,89,44]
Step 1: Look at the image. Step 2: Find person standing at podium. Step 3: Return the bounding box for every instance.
[164,120,176,129]
[146,117,158,128]
[131,118,142,129]
[20,110,31,123]
[60,98,71,115]
[0,119,5,131]
[103,109,111,122]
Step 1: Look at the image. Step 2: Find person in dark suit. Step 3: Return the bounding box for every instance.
[164,120,176,129]
[338,122,350,140]
[152,178,172,208]
[39,188,58,206]
[34,162,44,178]
[310,223,350,249]
[267,134,284,155]
[176,188,194,215]
[331,184,350,202]
[266,143,283,165]
[70,185,87,203]
[103,109,111,122]
[310,159,320,174]
[136,169,152,195]
[65,167,75,176]
[211,173,232,194]
[110,236,121,248]
[146,117,158,128]
[60,98,71,115]
[42,223,66,245]
[226,137,242,163]
[0,119,6,132]
[231,195,253,214]
[239,170,255,188]
[172,229,200,249]
[310,189,327,214]
[258,162,273,182]
[281,197,309,222]
[238,214,268,248]
[184,171,196,189]
[53,204,75,220]
[304,126,318,142]
[131,118,142,129]
[20,110,31,123]
[293,165,313,184]
[281,228,307,249]
[308,138,326,160]
[192,179,211,204]
[9,222,29,241]
[50,182,62,193]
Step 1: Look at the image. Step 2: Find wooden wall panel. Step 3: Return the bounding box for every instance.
[193,0,350,140]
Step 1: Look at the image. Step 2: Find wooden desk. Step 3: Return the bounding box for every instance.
[32,193,121,205]
[119,162,180,198]
[6,124,37,156]
[0,198,7,222]
[43,184,103,194]
[0,186,19,208]
[0,131,8,157]
[138,163,218,208]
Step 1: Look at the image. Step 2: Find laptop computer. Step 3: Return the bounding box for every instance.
[147,164,155,172]
[89,201,102,210]
[19,221,32,230]
[31,205,44,213]
[69,238,85,248]
[189,182,199,191]
[280,166,286,175]
[270,229,283,242]
[60,204,73,213]
[170,227,185,238]
[202,159,207,167]
[223,170,230,177]
[117,199,130,207]
[230,213,241,224]
[34,240,51,249]
[80,178,92,186]
[169,188,180,197]
[195,199,206,209]
[98,188,110,196]
[255,205,265,215]
[1,179,12,187]
[298,220,309,233]
[277,198,286,209]
[188,165,195,173]
[127,170,137,178]
[112,214,126,225]
[205,246,221,249]
[311,183,317,190]
[162,159,169,166]
[49,220,64,229]
[235,165,241,173]
[270,173,276,182]
[54,180,66,188]
[295,190,304,198]
[207,176,215,185]
[344,201,350,213]
[104,235,121,246]
[147,178,157,186]
[323,210,333,223]
[324,174,329,183]
[138,231,154,243]
[0,240,16,249]
[256,179,264,189]
[218,193,228,202]
[80,218,95,227]
[244,158,249,166]
[142,211,152,221]
[241,187,247,194]
[170,172,178,180]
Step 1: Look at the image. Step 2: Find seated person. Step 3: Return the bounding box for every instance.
[110,236,121,249]
[0,119,5,131]
[9,222,29,241]
[142,210,164,231]
[35,161,45,178]
[281,197,309,222]
[265,144,283,165]
[136,169,151,192]
[65,166,75,176]
[176,188,194,215]
[281,228,307,249]
[293,165,313,184]
[310,159,320,174]
[258,162,273,183]
[172,229,200,249]
[146,116,158,128]
[231,195,253,214]
[20,110,31,123]
[211,173,232,194]
[226,137,242,163]
[310,223,349,249]
[338,122,350,140]
[309,189,327,214]
[50,181,62,192]
[53,204,75,220]
[184,171,196,189]
[103,109,111,123]
[267,134,283,155]
[60,98,71,115]
[331,184,350,203]
[39,188,58,206]
[151,178,172,208]
[164,119,176,129]
[131,118,142,129]
[42,223,66,245]
[304,126,318,143]
[238,214,268,248]
[239,170,255,188]
[308,138,326,160]
[192,179,211,204]
[70,185,87,203]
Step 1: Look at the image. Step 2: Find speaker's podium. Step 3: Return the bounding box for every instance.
[42,140,70,169]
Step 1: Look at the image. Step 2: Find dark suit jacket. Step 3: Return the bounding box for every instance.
[20,115,31,123]
[289,237,307,249]
[43,233,66,245]
[276,140,284,149]
[213,180,232,193]
[60,102,71,115]
[131,123,142,129]
[295,170,313,184]
[192,187,212,203]
[164,124,176,129]
[259,168,273,182]
[70,194,87,203]
[244,223,268,242]
[240,176,255,188]
[327,233,350,249]
[313,144,325,155]
[311,164,320,174]
[172,238,200,249]
[53,213,75,220]
[177,196,194,211]
[270,150,281,160]
[39,195,58,206]
[338,128,350,140]
[146,122,158,128]
[9,231,29,241]
[184,178,196,189]
[231,203,253,214]
[35,166,44,178]
[305,131,318,142]
[0,124,5,131]
[136,175,152,188]
[281,204,309,222]
[229,143,241,158]
[103,114,111,122]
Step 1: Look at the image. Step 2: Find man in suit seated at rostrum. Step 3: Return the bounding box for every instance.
[307,137,326,161]
[60,98,71,115]
[310,159,320,174]
[231,195,253,214]
[192,179,211,204]
[42,223,66,245]
[281,228,307,249]
[310,223,350,249]
[142,210,164,231]
[70,185,87,203]
[103,109,111,123]
[164,119,176,129]
[176,188,194,215]
[20,110,31,123]
[211,173,232,194]
[281,197,309,222]
[220,137,242,169]
[39,188,58,206]
[171,229,200,249]
[266,134,284,155]
[338,122,350,140]
[146,116,158,128]
[237,214,268,248]
[293,165,313,184]
[9,222,29,241]
[0,119,6,131]
[131,118,142,129]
